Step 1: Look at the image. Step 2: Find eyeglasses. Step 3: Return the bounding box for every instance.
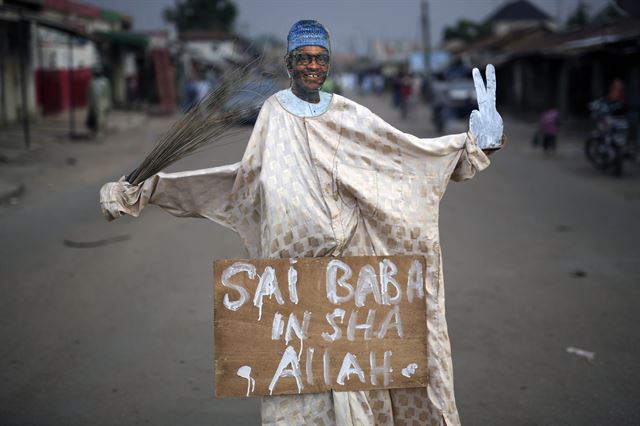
[293,53,330,66]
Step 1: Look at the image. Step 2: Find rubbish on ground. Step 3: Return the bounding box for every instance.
[570,270,587,278]
[566,346,595,362]
[63,234,130,248]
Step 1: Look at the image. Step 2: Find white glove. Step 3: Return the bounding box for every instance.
[469,64,504,150]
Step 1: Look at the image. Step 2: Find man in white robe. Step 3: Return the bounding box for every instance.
[101,20,504,426]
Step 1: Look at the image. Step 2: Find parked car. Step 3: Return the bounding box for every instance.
[430,64,476,133]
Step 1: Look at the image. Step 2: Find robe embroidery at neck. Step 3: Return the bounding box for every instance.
[275,88,333,117]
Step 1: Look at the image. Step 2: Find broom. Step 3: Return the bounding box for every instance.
[126,56,278,185]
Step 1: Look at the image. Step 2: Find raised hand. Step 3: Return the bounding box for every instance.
[469,64,503,149]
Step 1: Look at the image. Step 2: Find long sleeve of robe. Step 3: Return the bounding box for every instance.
[100,94,493,426]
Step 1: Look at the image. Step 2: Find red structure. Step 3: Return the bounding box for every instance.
[42,0,101,18]
[151,49,176,114]
[35,68,92,115]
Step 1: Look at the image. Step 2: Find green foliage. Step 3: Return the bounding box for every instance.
[443,19,493,42]
[163,0,237,33]
[566,1,590,29]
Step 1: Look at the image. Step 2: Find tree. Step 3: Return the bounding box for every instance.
[443,19,492,43]
[164,0,237,33]
[566,1,590,29]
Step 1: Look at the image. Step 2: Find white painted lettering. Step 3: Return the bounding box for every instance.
[253,266,285,321]
[306,347,315,385]
[336,352,366,385]
[401,363,418,378]
[407,260,424,303]
[284,311,311,344]
[377,305,404,339]
[221,262,255,311]
[288,265,299,304]
[326,260,354,304]
[347,309,376,341]
[236,365,255,397]
[355,264,382,307]
[380,259,402,305]
[321,308,346,342]
[285,311,311,360]
[271,312,284,340]
[268,346,304,395]
[369,351,393,386]
[323,349,330,386]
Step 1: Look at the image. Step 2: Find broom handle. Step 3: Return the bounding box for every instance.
[126,168,138,185]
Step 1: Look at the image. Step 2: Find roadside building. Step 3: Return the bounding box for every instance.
[444,0,640,120]
[1,0,177,147]
[484,0,556,36]
[177,31,252,107]
[178,30,251,69]
[449,0,556,70]
[499,17,640,117]
[34,24,96,116]
[0,0,41,128]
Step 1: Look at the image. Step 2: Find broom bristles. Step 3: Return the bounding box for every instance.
[127,55,279,185]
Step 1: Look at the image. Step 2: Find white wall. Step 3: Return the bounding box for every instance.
[36,26,98,71]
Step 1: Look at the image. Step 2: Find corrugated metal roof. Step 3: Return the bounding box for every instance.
[454,25,552,56]
[505,18,640,55]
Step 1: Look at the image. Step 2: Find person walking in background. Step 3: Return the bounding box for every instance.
[391,72,401,108]
[183,64,211,112]
[398,69,412,119]
[125,75,139,110]
[86,67,111,139]
[182,72,197,112]
[412,73,423,105]
[606,78,627,116]
[539,107,559,152]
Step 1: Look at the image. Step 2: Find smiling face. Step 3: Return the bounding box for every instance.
[287,45,330,103]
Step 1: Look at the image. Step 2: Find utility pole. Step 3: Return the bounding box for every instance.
[420,0,432,96]
[18,16,31,149]
[68,34,75,138]
[556,0,565,29]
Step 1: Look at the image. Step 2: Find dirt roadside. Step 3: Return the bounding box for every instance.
[0,110,177,214]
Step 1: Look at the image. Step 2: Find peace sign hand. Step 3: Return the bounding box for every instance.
[469,64,503,150]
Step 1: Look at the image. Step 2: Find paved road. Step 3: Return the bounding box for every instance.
[1,95,639,425]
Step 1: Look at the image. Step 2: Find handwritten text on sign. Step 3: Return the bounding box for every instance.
[213,255,428,397]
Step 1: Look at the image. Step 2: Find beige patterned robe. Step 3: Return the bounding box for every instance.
[101,94,493,425]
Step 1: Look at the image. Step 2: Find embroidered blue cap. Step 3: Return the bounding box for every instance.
[287,20,330,54]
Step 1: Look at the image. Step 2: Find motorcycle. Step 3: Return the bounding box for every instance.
[584,99,633,176]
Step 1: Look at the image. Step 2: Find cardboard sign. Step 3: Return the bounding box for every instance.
[213,255,428,398]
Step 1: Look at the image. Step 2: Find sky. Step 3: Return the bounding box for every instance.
[85,0,611,53]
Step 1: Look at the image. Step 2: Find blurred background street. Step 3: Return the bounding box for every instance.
[1,0,640,425]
